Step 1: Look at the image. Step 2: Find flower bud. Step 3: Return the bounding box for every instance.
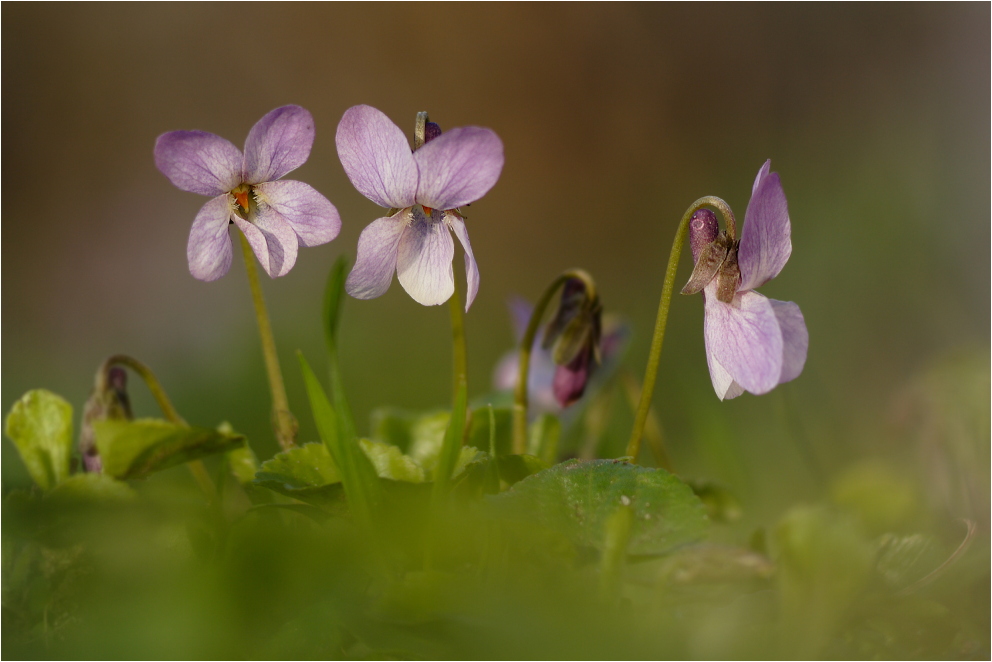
[79,366,133,473]
[542,274,603,408]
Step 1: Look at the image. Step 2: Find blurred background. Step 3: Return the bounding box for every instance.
[3,4,989,525]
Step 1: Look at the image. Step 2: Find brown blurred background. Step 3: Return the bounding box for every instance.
[3,4,989,510]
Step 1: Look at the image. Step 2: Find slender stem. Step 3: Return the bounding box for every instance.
[448,282,468,403]
[625,196,734,460]
[100,354,216,499]
[620,370,673,471]
[238,232,297,451]
[511,269,594,455]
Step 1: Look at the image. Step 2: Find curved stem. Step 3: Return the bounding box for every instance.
[238,232,297,451]
[625,196,735,461]
[511,269,595,455]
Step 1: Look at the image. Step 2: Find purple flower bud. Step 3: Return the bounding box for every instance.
[424,121,442,143]
[689,208,720,263]
[79,364,134,473]
[552,343,595,408]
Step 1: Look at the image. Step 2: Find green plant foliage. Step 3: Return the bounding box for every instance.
[527,413,560,464]
[46,473,135,503]
[92,418,244,480]
[466,406,513,456]
[491,458,710,555]
[5,389,74,490]
[359,439,426,482]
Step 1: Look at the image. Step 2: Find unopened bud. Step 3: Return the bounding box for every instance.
[79,365,133,473]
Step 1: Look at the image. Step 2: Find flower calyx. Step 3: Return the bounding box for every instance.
[79,364,134,473]
[542,271,603,407]
[681,208,741,304]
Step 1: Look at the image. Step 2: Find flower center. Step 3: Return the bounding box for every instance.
[231,183,255,218]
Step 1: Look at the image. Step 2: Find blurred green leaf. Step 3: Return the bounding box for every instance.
[93,418,244,480]
[370,407,419,453]
[45,472,135,503]
[433,383,468,501]
[491,458,709,555]
[253,442,345,508]
[322,255,349,350]
[360,439,426,483]
[467,406,513,457]
[5,389,74,490]
[407,411,451,473]
[527,413,560,464]
[687,479,743,523]
[497,454,549,485]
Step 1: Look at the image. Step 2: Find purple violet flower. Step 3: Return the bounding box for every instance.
[688,160,809,400]
[335,105,504,311]
[155,106,341,280]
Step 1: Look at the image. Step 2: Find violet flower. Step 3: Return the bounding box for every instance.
[155,106,341,281]
[685,160,808,400]
[335,105,504,310]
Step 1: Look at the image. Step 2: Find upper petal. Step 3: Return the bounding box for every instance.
[704,288,783,395]
[155,131,242,196]
[336,105,418,208]
[254,180,341,247]
[414,126,504,210]
[446,213,480,311]
[769,299,808,384]
[738,160,792,291]
[396,209,455,306]
[243,106,315,184]
[345,213,408,300]
[187,195,235,281]
[232,208,299,278]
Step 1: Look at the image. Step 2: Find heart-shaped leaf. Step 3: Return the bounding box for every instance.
[5,389,74,490]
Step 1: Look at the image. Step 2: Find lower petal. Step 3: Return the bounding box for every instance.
[704,289,783,395]
[187,195,234,281]
[769,299,808,384]
[346,214,407,300]
[446,213,480,311]
[254,180,341,247]
[704,349,746,400]
[232,208,298,278]
[396,209,455,306]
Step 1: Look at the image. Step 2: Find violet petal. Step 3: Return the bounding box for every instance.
[396,209,455,306]
[155,131,242,196]
[336,105,418,209]
[243,106,315,185]
[345,213,407,300]
[738,160,792,291]
[414,126,504,211]
[187,195,235,281]
[446,213,480,311]
[232,210,298,278]
[254,180,341,247]
[704,288,783,395]
[705,349,746,401]
[769,299,809,384]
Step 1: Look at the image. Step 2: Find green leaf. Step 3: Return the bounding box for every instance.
[467,406,512,457]
[527,413,561,464]
[323,255,349,350]
[432,383,468,500]
[370,408,419,453]
[490,458,709,555]
[360,439,426,482]
[46,472,136,503]
[497,454,549,485]
[5,389,74,490]
[253,442,346,508]
[94,419,245,480]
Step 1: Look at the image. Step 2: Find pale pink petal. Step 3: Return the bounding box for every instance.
[243,106,315,184]
[232,210,298,278]
[346,213,408,300]
[155,131,242,196]
[704,288,783,395]
[769,299,808,384]
[738,160,792,291]
[187,195,235,281]
[414,126,504,210]
[335,105,417,209]
[254,180,341,247]
[446,213,480,311]
[396,209,455,306]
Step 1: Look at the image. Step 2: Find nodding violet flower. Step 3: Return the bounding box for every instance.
[336,105,504,311]
[681,160,808,400]
[542,277,604,408]
[155,106,341,281]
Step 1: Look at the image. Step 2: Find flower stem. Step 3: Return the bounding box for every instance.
[511,269,593,455]
[238,231,297,451]
[448,281,468,404]
[99,354,216,498]
[625,196,735,461]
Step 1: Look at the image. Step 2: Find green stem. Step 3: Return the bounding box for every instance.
[238,232,297,451]
[100,355,216,499]
[448,282,468,403]
[511,269,594,455]
[625,196,735,461]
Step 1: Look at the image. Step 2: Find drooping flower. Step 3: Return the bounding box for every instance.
[682,160,808,400]
[155,106,341,281]
[335,105,504,311]
[542,276,604,407]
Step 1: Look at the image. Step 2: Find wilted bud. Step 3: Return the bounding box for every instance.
[681,208,741,303]
[542,273,603,407]
[79,365,133,473]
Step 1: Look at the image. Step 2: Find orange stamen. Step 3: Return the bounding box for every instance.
[234,190,251,210]
[422,205,434,216]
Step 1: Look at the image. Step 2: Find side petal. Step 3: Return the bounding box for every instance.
[232,209,299,278]
[414,126,504,210]
[254,180,341,247]
[396,209,455,306]
[446,213,480,311]
[187,195,235,281]
[243,106,315,184]
[345,213,407,300]
[704,289,783,395]
[335,105,417,209]
[769,299,808,384]
[155,131,242,196]
[738,160,792,291]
